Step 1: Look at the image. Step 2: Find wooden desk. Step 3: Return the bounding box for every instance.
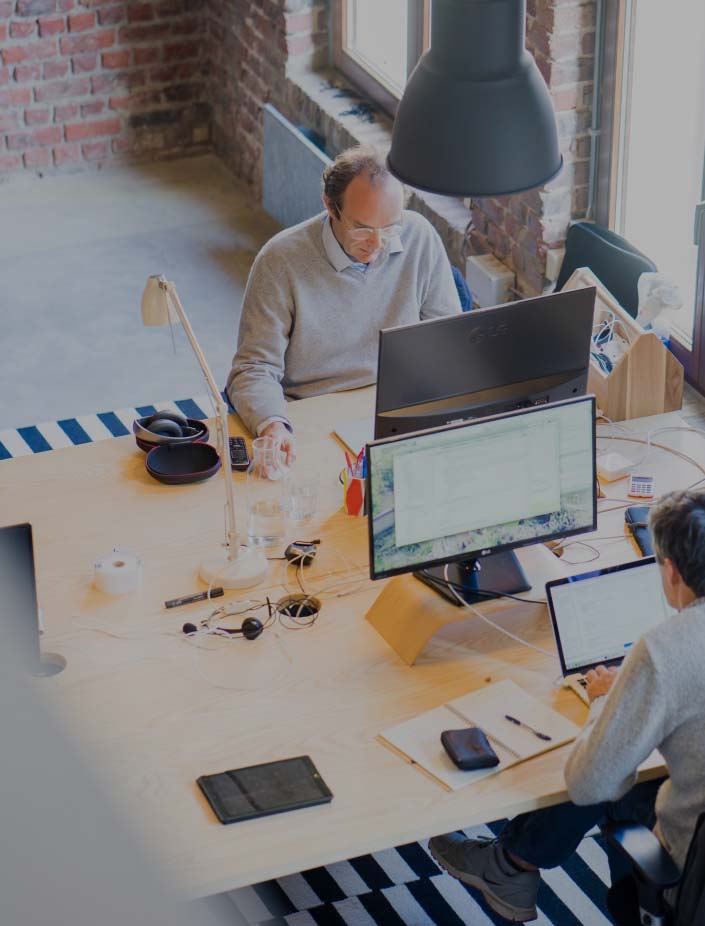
[1,390,695,900]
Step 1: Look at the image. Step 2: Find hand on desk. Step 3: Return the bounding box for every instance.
[585,664,619,703]
[260,421,297,471]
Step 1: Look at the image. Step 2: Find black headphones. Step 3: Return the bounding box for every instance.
[142,410,200,438]
[182,616,264,641]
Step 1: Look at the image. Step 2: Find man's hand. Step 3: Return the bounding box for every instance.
[260,420,296,469]
[585,664,619,703]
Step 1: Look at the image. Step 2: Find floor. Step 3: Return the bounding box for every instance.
[0,155,280,432]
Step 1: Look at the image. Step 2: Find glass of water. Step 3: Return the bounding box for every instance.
[245,436,286,547]
[284,470,320,522]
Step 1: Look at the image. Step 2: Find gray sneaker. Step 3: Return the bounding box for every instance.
[428,833,540,922]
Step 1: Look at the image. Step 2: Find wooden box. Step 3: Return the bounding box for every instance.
[561,267,684,421]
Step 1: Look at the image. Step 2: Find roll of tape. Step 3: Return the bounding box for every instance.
[94,549,143,595]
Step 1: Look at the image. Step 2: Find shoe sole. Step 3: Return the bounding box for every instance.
[428,842,538,923]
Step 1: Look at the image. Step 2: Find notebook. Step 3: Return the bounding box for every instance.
[379,679,580,791]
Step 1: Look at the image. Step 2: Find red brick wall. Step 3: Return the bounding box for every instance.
[207,0,326,190]
[0,0,211,173]
[468,0,596,294]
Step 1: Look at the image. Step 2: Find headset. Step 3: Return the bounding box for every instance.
[182,616,264,640]
[141,410,201,438]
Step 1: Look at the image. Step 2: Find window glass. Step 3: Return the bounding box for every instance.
[344,0,409,97]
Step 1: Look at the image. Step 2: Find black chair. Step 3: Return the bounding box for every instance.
[555,221,657,318]
[602,813,705,926]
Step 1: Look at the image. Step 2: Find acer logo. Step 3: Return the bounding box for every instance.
[467,322,509,345]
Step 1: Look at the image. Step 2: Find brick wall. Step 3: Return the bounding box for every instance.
[0,0,211,173]
[207,0,325,189]
[468,0,596,295]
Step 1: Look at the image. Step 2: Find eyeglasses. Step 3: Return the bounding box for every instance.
[337,211,403,243]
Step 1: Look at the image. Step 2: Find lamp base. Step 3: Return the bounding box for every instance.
[199,546,268,590]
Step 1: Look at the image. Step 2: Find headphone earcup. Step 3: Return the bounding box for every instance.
[147,417,183,438]
[241,617,264,640]
[143,410,189,431]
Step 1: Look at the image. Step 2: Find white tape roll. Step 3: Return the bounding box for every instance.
[94,550,143,595]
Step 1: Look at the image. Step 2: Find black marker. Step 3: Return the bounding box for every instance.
[165,588,224,609]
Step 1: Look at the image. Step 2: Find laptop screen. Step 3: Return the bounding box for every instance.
[546,558,675,675]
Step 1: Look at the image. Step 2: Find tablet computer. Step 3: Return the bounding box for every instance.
[197,755,333,825]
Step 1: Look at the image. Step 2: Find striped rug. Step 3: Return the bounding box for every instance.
[2,400,614,925]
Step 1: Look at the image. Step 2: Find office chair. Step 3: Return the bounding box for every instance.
[555,221,657,318]
[602,813,705,926]
[451,264,474,311]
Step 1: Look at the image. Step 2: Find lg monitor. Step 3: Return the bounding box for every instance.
[374,286,596,439]
[367,396,596,604]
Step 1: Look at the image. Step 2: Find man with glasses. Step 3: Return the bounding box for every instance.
[226,145,461,463]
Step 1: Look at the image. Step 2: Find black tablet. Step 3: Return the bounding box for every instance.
[197,755,333,825]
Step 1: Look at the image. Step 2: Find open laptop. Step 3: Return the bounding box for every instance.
[546,557,675,704]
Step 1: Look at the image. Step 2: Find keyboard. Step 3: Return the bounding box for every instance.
[565,674,590,705]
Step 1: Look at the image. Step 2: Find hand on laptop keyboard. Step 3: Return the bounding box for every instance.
[585,665,619,702]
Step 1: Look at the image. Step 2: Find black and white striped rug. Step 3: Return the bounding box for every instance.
[3,400,614,925]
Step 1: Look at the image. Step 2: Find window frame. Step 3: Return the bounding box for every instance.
[331,0,429,118]
[594,0,705,391]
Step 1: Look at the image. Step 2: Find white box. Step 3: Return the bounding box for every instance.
[465,254,515,308]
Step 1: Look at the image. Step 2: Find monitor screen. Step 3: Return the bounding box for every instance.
[0,523,41,671]
[367,396,596,581]
[374,287,596,439]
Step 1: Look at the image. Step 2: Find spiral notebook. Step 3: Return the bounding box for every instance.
[379,679,580,791]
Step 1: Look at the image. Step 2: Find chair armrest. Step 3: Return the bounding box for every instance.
[601,822,681,888]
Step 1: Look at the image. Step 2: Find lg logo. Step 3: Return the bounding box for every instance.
[467,322,509,345]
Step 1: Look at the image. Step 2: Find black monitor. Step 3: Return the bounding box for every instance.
[0,522,65,676]
[367,396,596,604]
[374,287,596,439]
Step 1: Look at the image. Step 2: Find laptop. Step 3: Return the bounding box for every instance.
[546,557,675,704]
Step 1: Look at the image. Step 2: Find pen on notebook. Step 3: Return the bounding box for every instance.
[504,714,552,741]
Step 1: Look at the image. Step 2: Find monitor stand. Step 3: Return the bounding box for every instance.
[414,552,531,606]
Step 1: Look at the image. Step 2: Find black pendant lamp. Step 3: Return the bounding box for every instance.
[388,0,563,197]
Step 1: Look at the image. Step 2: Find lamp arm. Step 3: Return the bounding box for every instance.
[164,284,238,555]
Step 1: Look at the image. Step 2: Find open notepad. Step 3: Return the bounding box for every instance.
[379,679,580,791]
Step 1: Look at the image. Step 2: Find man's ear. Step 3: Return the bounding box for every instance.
[663,557,680,586]
[322,194,338,219]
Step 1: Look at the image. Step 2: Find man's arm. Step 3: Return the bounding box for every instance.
[564,638,669,805]
[226,250,294,438]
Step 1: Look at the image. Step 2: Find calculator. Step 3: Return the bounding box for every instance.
[628,474,655,499]
[229,437,250,471]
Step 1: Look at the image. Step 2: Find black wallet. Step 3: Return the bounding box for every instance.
[440,727,500,771]
[624,506,653,557]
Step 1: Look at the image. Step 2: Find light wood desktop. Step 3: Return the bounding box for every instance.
[1,388,698,901]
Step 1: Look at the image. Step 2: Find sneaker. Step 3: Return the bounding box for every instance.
[428,833,540,922]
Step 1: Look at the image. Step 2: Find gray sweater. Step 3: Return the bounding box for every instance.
[564,599,705,869]
[226,210,461,434]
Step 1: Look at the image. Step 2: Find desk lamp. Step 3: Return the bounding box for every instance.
[141,275,267,589]
[387,0,562,196]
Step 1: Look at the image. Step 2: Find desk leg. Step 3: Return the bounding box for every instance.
[365,574,475,665]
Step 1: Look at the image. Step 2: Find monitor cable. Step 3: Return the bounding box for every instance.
[441,565,555,660]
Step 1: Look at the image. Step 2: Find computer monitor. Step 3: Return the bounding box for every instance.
[374,287,596,439]
[0,522,65,676]
[367,396,596,604]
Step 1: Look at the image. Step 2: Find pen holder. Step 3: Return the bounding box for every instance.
[340,470,366,517]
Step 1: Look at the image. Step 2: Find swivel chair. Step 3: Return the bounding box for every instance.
[556,221,657,318]
[602,813,705,926]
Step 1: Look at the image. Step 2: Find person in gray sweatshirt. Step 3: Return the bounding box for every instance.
[429,488,705,923]
[226,145,461,465]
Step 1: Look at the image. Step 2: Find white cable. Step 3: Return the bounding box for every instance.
[442,565,556,660]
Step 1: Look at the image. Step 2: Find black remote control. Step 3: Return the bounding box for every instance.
[229,436,250,471]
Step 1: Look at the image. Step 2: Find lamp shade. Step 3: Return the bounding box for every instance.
[388,0,562,197]
[141,275,173,327]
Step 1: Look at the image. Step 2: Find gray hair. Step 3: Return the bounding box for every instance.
[649,489,705,598]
